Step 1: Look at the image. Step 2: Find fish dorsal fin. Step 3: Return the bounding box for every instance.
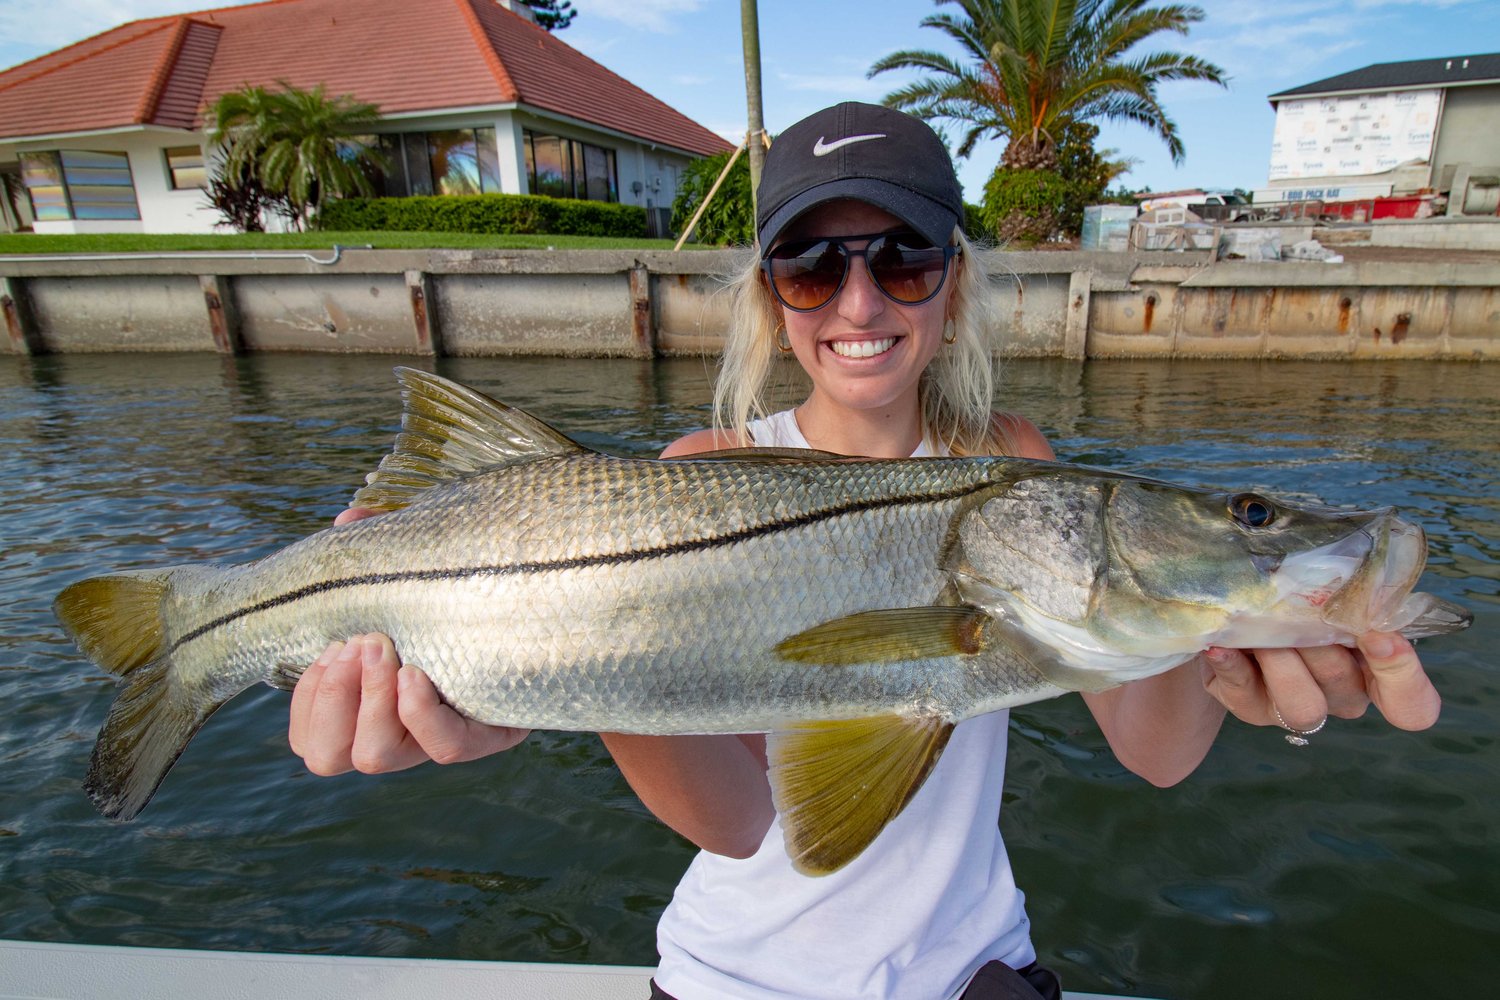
[689,446,854,462]
[769,714,954,876]
[352,367,585,512]
[775,606,989,665]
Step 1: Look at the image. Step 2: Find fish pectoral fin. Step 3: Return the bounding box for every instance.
[768,714,954,876]
[352,367,586,512]
[774,606,989,665]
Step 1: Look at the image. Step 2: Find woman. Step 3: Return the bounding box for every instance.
[288,103,1441,999]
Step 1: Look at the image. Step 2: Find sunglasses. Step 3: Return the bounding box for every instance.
[761,231,959,312]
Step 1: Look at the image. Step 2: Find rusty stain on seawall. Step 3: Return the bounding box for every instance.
[1392,312,1411,345]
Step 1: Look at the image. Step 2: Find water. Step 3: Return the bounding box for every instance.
[1,352,1495,998]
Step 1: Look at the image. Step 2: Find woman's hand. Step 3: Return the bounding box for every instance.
[1202,631,1442,736]
[286,507,529,775]
[288,634,530,775]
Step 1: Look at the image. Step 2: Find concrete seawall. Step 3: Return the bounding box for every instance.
[3,247,1496,359]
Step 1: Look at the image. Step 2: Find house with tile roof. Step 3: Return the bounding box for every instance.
[0,0,733,234]
[1257,53,1500,214]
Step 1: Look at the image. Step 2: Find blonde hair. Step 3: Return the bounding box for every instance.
[712,226,1014,456]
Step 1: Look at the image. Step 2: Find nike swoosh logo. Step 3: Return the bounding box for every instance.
[812,133,887,156]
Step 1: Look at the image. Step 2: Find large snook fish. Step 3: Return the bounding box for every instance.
[56,369,1470,875]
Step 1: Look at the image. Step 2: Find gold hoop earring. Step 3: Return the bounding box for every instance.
[942,318,957,345]
[775,322,793,354]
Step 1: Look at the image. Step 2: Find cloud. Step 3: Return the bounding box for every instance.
[1160,0,1461,91]
[581,0,706,34]
[776,70,887,99]
[0,0,218,63]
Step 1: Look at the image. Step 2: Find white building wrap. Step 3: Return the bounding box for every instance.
[1268,89,1442,180]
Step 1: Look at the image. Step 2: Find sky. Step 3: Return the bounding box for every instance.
[2,0,1499,202]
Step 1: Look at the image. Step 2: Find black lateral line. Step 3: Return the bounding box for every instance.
[171,481,992,652]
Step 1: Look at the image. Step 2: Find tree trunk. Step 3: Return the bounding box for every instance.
[1001,135,1057,173]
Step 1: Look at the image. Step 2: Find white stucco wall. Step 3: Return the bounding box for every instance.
[3,112,716,234]
[3,129,218,234]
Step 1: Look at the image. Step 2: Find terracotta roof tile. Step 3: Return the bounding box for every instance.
[0,18,179,138]
[466,0,730,155]
[0,0,732,156]
[151,21,224,131]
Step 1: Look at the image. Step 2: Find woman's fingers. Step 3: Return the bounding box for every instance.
[1203,633,1441,736]
[1251,646,1331,732]
[1358,632,1442,731]
[1299,644,1371,719]
[288,640,342,759]
[297,639,366,775]
[1201,646,1267,721]
[348,634,430,774]
[395,664,530,764]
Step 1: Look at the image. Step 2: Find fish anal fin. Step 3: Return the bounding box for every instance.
[353,367,585,513]
[775,606,988,666]
[769,714,954,876]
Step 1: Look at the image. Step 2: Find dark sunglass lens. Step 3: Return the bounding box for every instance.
[769,240,846,310]
[867,235,948,304]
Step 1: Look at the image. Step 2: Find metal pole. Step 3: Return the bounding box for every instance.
[740,0,766,216]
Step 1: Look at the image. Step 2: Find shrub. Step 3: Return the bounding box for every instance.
[979,168,1069,244]
[316,193,647,238]
[671,149,753,246]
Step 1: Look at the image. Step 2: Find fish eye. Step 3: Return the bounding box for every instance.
[1229,493,1276,529]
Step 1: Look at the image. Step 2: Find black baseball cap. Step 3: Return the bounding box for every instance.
[756,102,963,252]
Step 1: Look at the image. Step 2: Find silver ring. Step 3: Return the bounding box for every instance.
[1273,706,1328,747]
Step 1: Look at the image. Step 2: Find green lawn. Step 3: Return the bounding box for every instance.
[0,230,705,254]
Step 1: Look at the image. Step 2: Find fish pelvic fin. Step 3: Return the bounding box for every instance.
[774,606,989,665]
[352,367,585,512]
[768,714,954,877]
[55,572,225,821]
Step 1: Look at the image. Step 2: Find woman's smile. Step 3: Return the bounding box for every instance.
[826,336,899,360]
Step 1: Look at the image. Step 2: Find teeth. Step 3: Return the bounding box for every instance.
[829,338,896,359]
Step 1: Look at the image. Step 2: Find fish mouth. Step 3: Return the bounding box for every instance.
[1277,512,1426,633]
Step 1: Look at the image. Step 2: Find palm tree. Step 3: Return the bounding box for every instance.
[208,82,384,230]
[870,0,1227,172]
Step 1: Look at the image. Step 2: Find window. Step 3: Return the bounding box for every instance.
[523,130,617,203]
[165,146,206,190]
[19,149,140,221]
[19,153,67,221]
[358,129,502,198]
[428,128,501,196]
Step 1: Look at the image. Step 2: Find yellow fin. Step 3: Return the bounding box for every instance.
[55,569,228,820]
[352,367,584,512]
[775,606,989,665]
[54,573,168,677]
[769,714,954,876]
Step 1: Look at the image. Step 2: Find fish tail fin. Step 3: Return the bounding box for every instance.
[54,572,224,821]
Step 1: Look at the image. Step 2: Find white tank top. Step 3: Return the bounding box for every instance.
[653,409,1035,1000]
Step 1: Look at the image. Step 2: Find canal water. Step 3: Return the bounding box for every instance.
[1,352,1495,998]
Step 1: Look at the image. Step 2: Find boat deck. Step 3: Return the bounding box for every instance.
[0,940,1143,999]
